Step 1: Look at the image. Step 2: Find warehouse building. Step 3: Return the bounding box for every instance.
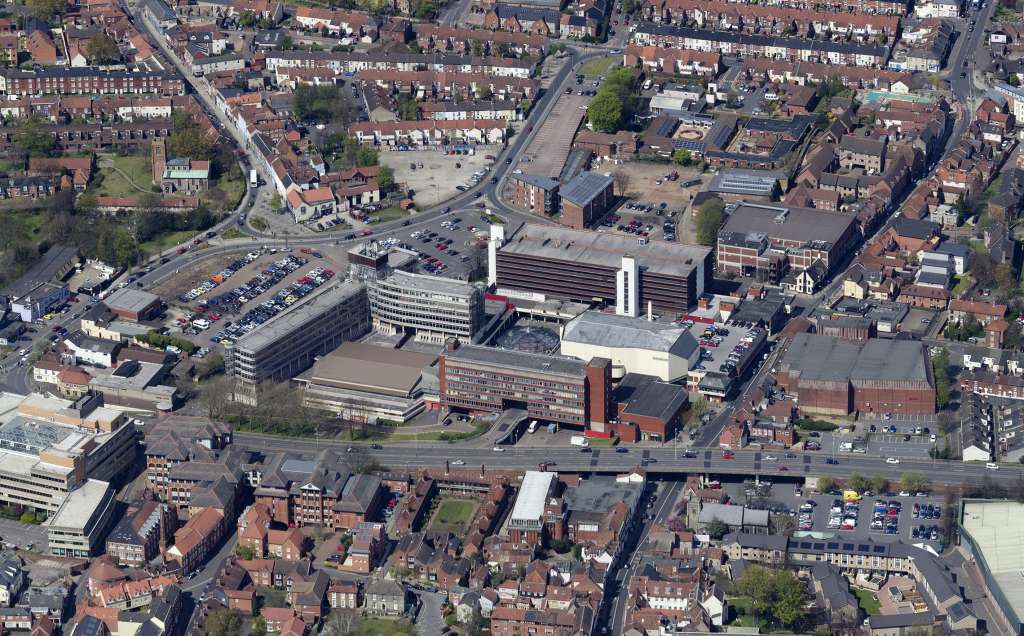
[368,270,485,344]
[226,282,370,404]
[103,287,163,322]
[560,310,699,382]
[297,342,438,423]
[0,244,78,322]
[716,203,859,284]
[490,224,712,314]
[438,338,612,427]
[776,333,935,416]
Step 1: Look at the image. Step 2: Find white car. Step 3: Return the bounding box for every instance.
[764,455,777,461]
[452,459,466,466]
[886,457,900,464]
[986,462,999,470]
[492,446,505,453]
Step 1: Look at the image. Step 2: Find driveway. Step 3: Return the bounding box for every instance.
[413,589,446,636]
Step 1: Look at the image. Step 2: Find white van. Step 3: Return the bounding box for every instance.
[192,318,211,330]
[986,462,999,470]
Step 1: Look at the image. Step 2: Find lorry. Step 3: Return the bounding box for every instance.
[570,435,589,447]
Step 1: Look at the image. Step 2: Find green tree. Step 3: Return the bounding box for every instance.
[281,35,294,50]
[705,517,729,540]
[817,476,837,492]
[587,90,624,133]
[377,165,395,191]
[736,565,807,628]
[14,116,55,156]
[205,610,241,636]
[250,616,267,636]
[293,84,352,125]
[847,473,869,493]
[932,347,950,409]
[695,198,725,246]
[235,543,255,561]
[868,475,889,494]
[397,95,419,120]
[26,0,64,20]
[900,471,929,494]
[167,116,212,160]
[86,32,120,64]
[238,10,257,27]
[672,149,694,166]
[1009,74,1021,87]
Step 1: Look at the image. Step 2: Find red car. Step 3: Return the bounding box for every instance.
[721,451,734,459]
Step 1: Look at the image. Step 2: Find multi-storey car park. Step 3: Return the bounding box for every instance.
[225,281,370,403]
[489,223,712,315]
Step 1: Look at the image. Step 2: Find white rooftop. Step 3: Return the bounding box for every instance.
[510,471,555,523]
[961,500,1024,623]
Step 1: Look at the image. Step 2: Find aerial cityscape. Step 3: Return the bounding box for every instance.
[0,0,1023,633]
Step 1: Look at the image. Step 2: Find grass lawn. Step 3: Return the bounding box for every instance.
[356,617,415,636]
[370,206,410,224]
[107,153,153,188]
[139,230,200,256]
[202,171,245,212]
[220,228,245,240]
[854,588,881,615]
[91,169,143,198]
[952,273,974,296]
[579,56,619,77]
[429,498,477,534]
[1,210,47,240]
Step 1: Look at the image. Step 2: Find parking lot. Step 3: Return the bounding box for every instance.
[380,146,497,208]
[393,211,487,279]
[0,518,48,551]
[519,91,589,178]
[721,481,947,549]
[602,162,706,244]
[681,321,768,382]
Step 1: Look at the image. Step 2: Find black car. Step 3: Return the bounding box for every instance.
[402,220,412,226]
[474,192,483,198]
[505,158,513,164]
[370,443,383,450]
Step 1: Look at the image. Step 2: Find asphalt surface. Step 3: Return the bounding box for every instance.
[234,432,1022,489]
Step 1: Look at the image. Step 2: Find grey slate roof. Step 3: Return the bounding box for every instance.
[559,171,613,208]
[561,311,698,359]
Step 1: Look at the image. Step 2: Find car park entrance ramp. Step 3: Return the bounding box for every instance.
[493,408,529,445]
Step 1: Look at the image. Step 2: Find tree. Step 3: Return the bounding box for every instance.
[672,148,694,166]
[293,84,352,125]
[86,33,120,64]
[204,610,241,636]
[695,198,725,246]
[239,10,257,26]
[14,116,55,156]
[167,120,212,160]
[587,90,624,133]
[195,352,225,381]
[1009,74,1021,87]
[817,476,837,493]
[847,472,869,493]
[322,609,360,636]
[26,0,63,20]
[613,170,631,197]
[704,517,729,540]
[377,165,395,191]
[932,347,951,409]
[250,616,267,636]
[868,475,889,495]
[900,471,929,494]
[736,565,807,628]
[397,95,419,120]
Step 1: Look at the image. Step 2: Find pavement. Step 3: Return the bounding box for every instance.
[0,518,48,551]
[413,589,447,636]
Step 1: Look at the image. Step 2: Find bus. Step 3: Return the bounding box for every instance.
[249,169,258,188]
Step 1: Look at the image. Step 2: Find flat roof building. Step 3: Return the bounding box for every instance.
[508,470,557,544]
[960,500,1024,636]
[439,339,612,427]
[717,203,859,284]
[369,270,485,344]
[298,342,438,423]
[491,223,712,314]
[45,479,116,558]
[0,392,137,514]
[226,282,370,403]
[103,288,163,322]
[776,333,935,415]
[560,310,699,382]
